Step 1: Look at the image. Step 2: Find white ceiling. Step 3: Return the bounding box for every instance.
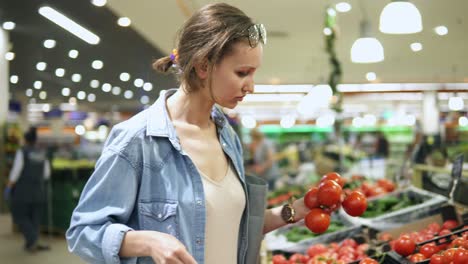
[107,0,468,85]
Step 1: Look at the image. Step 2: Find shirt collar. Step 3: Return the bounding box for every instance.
[146,88,227,138]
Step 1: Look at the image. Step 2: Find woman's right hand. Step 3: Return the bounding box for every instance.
[147,232,197,264]
[119,230,197,264]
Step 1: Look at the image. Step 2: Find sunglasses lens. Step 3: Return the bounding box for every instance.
[258,24,267,44]
[248,25,259,47]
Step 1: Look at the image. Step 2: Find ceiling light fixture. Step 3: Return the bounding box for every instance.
[43,39,56,48]
[335,2,352,13]
[5,51,15,61]
[34,81,43,89]
[379,1,422,34]
[448,95,464,111]
[366,72,377,81]
[69,49,79,58]
[117,17,131,27]
[55,68,65,77]
[91,0,107,7]
[10,75,18,84]
[140,95,150,105]
[410,42,423,52]
[62,87,71,96]
[143,82,153,91]
[124,90,134,99]
[2,21,15,30]
[120,72,130,82]
[36,62,47,71]
[434,26,448,36]
[90,79,99,88]
[72,73,82,82]
[87,93,96,102]
[112,86,121,95]
[92,60,103,69]
[38,6,100,45]
[351,21,384,63]
[134,78,144,87]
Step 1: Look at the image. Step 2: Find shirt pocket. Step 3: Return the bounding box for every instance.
[139,200,179,238]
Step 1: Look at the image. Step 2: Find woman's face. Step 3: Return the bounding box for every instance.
[208,41,263,109]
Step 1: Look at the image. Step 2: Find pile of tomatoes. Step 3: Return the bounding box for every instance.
[272,238,374,264]
[387,219,468,263]
[303,172,368,234]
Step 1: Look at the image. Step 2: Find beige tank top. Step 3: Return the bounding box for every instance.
[199,162,246,264]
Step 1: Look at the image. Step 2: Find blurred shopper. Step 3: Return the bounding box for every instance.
[66,3,312,264]
[247,128,281,190]
[5,127,51,253]
[375,132,390,158]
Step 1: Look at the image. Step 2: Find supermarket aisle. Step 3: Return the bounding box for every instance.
[0,213,84,264]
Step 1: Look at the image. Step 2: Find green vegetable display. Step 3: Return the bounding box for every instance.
[361,193,422,218]
[283,221,345,242]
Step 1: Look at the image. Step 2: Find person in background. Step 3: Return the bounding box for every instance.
[5,127,51,253]
[248,128,281,190]
[375,131,390,158]
[66,3,311,264]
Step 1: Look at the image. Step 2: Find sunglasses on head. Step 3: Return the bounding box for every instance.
[246,24,267,48]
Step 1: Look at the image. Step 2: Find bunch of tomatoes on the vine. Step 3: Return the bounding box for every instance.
[303,172,368,234]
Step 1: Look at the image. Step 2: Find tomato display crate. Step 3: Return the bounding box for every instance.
[265,217,370,253]
[348,251,406,264]
[339,186,448,231]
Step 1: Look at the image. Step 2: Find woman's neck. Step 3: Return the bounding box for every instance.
[166,87,215,129]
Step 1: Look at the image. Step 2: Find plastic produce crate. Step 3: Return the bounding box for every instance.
[339,186,448,231]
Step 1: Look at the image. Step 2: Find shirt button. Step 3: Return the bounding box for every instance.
[196,239,202,244]
[157,213,162,219]
[222,142,226,147]
[196,200,202,206]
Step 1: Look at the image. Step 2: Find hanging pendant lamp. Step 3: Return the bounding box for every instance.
[351,21,384,63]
[379,1,422,34]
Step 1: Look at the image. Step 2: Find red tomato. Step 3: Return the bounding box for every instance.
[304,187,320,209]
[306,244,328,258]
[393,236,416,257]
[359,257,378,264]
[342,191,367,217]
[442,248,458,263]
[429,254,444,264]
[320,172,345,187]
[379,232,393,241]
[453,248,468,264]
[442,219,458,230]
[272,254,288,264]
[420,243,439,258]
[450,237,468,249]
[409,253,427,262]
[376,178,396,192]
[341,238,358,248]
[317,180,342,207]
[289,253,306,263]
[304,208,331,234]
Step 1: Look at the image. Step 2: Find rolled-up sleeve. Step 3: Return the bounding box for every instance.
[66,148,139,264]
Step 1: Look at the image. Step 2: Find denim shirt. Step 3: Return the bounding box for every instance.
[66,89,266,264]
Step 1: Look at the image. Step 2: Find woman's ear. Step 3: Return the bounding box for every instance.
[194,60,209,80]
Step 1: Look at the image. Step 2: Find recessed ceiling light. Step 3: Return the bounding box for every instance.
[43,39,56,48]
[323,27,332,36]
[26,89,33,97]
[69,97,77,105]
[62,87,71,96]
[75,125,85,135]
[2,21,15,30]
[335,2,352,13]
[69,49,79,58]
[327,8,337,17]
[134,78,144,87]
[117,17,131,27]
[42,104,50,112]
[39,6,100,45]
[410,42,423,52]
[10,75,18,84]
[34,80,43,89]
[140,95,150,105]
[434,26,448,36]
[39,91,47,100]
[124,90,134,99]
[72,73,82,82]
[5,52,15,61]
[36,62,47,71]
[366,72,377,81]
[55,68,65,77]
[87,93,96,102]
[77,91,86,100]
[143,82,153,91]
[120,72,130,82]
[92,60,103,69]
[91,0,107,7]
[102,83,112,92]
[90,79,100,88]
[112,86,121,95]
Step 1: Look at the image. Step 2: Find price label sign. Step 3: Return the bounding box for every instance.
[451,154,464,181]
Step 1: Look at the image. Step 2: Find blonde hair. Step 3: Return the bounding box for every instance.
[153,3,254,93]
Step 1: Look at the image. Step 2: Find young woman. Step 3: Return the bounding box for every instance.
[66,3,310,264]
